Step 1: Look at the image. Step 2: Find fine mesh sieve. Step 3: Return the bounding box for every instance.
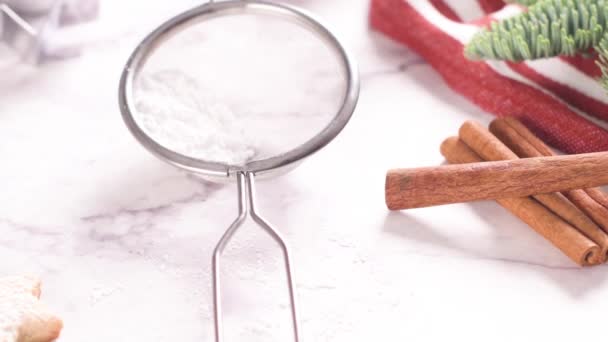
[118,1,359,340]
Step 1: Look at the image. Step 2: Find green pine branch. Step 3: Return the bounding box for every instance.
[465,0,608,93]
[465,0,608,61]
[506,0,541,5]
[599,37,608,90]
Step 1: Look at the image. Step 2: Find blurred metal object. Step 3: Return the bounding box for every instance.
[0,0,99,63]
[4,0,58,14]
[0,1,60,63]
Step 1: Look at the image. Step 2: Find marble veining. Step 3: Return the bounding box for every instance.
[1,1,608,341]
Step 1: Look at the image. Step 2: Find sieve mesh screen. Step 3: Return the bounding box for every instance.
[131,12,347,166]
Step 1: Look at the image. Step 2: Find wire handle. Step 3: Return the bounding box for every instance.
[212,171,300,342]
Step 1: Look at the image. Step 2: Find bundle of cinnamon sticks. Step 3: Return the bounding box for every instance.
[403,118,608,266]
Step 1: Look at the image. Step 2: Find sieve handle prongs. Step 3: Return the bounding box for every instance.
[212,171,300,342]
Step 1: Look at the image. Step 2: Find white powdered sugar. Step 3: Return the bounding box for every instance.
[133,12,346,166]
[134,70,256,165]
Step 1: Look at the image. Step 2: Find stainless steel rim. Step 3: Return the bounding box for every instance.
[118,0,359,180]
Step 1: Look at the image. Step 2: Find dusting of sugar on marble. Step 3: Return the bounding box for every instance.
[133,13,346,166]
[89,284,124,306]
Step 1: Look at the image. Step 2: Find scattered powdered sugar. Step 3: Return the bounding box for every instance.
[133,12,347,166]
[89,284,124,306]
[135,70,256,164]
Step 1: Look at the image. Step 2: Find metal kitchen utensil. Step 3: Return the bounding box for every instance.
[1,0,100,63]
[0,1,61,62]
[118,0,358,341]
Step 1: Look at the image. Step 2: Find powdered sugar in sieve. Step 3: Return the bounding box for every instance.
[132,13,346,166]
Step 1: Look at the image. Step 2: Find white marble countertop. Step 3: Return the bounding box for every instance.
[2,1,607,341]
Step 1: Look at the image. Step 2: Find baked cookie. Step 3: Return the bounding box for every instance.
[0,275,63,342]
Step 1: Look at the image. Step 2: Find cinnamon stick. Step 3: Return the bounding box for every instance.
[585,188,608,209]
[490,118,608,258]
[490,117,608,211]
[385,152,608,209]
[460,121,608,262]
[490,117,554,156]
[440,137,600,266]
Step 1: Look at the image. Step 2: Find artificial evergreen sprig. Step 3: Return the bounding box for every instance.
[506,0,540,5]
[599,37,608,89]
[465,0,608,61]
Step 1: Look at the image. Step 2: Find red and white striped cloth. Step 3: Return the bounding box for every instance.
[370,0,608,153]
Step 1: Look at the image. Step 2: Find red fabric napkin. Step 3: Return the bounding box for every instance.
[370,0,608,154]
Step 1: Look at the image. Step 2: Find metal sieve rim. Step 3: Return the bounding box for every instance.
[118,0,359,180]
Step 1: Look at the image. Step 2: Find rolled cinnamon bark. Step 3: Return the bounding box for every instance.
[459,121,608,263]
[489,117,554,156]
[490,117,608,211]
[440,137,600,266]
[585,188,608,210]
[490,118,608,261]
